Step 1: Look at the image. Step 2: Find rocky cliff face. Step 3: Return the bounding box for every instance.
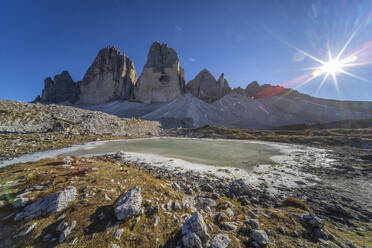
[40,71,79,103]
[78,46,136,105]
[134,41,185,103]
[186,69,231,103]
[232,81,302,99]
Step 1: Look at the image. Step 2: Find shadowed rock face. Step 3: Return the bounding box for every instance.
[78,46,136,105]
[186,69,231,103]
[40,71,79,103]
[134,41,185,103]
[232,81,303,99]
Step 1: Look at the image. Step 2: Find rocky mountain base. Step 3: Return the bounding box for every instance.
[1,155,370,248]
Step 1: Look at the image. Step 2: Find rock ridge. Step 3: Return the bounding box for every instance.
[186,69,231,103]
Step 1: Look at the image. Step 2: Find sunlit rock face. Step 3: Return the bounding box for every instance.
[134,41,185,103]
[78,46,136,105]
[186,69,231,103]
[40,71,79,104]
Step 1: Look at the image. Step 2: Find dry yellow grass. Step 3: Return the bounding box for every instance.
[0,157,369,247]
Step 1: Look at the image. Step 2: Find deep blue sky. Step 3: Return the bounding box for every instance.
[1,0,371,102]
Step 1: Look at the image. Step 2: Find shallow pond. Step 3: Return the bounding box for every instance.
[62,138,282,169]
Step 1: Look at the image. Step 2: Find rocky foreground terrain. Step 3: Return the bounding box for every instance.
[0,100,371,247]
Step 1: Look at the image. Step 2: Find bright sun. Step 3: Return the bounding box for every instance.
[321,59,344,74]
[285,24,369,96]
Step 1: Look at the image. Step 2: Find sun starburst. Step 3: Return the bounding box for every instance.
[281,24,371,96]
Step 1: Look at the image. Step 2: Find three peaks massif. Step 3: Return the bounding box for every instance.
[34,41,372,129]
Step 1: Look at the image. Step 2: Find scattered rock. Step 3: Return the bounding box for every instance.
[209,233,231,248]
[104,193,112,201]
[69,237,78,245]
[222,222,237,231]
[226,208,234,218]
[14,186,77,221]
[114,186,143,221]
[153,215,160,227]
[182,212,210,247]
[245,219,259,229]
[59,220,76,243]
[251,230,269,246]
[13,223,37,238]
[214,212,228,224]
[182,232,203,248]
[113,228,124,240]
[279,226,286,235]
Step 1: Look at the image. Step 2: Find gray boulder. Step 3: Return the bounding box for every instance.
[251,230,269,246]
[134,41,185,103]
[14,186,77,221]
[182,212,210,247]
[78,46,136,105]
[186,69,231,103]
[182,232,203,248]
[59,220,76,243]
[209,233,231,248]
[40,71,79,103]
[114,186,143,221]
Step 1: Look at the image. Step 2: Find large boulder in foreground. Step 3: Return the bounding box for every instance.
[181,212,210,247]
[78,46,137,105]
[40,71,79,103]
[114,186,143,221]
[186,69,231,103]
[14,186,77,221]
[134,41,185,103]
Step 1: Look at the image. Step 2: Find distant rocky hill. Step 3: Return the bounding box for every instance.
[0,100,160,136]
[34,41,372,129]
[186,69,231,103]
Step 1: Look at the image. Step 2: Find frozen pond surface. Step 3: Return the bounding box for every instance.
[60,138,282,170]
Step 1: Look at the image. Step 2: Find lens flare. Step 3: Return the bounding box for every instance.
[281,22,371,96]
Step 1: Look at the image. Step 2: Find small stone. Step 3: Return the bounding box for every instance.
[13,223,37,238]
[69,237,78,245]
[173,201,182,211]
[104,194,111,201]
[222,222,237,231]
[246,219,259,229]
[171,182,181,190]
[153,216,160,227]
[150,204,159,215]
[182,232,203,248]
[248,210,257,218]
[57,213,66,221]
[279,226,286,235]
[214,212,227,224]
[210,233,231,248]
[252,230,269,246]
[113,228,124,240]
[226,208,234,218]
[303,214,325,229]
[59,220,76,243]
[57,221,68,232]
